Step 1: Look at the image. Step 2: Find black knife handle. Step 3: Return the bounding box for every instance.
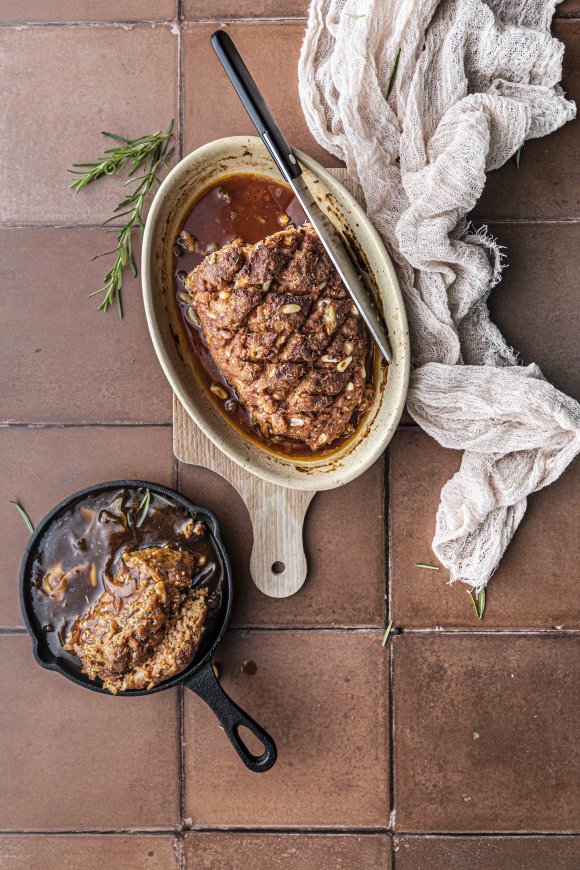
[211,30,302,183]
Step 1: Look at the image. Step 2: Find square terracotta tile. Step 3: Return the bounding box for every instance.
[0,426,174,627]
[178,459,385,627]
[184,833,391,869]
[474,21,579,219]
[0,25,178,225]
[0,835,178,869]
[183,0,309,18]
[182,22,341,169]
[389,429,580,629]
[0,1,176,22]
[394,835,580,870]
[0,635,180,829]
[557,0,580,16]
[393,635,580,831]
[0,229,172,424]
[486,222,580,401]
[183,630,389,827]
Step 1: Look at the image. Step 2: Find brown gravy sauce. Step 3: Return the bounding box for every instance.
[173,172,375,460]
[29,488,225,675]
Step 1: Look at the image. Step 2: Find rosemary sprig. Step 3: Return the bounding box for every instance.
[387,47,401,98]
[136,489,152,528]
[415,562,440,571]
[69,120,174,316]
[468,587,486,620]
[381,620,394,647]
[10,500,35,534]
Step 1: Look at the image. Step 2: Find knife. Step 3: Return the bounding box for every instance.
[210,29,392,364]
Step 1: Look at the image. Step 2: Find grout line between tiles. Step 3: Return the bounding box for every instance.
[173,832,184,870]
[0,422,173,430]
[3,625,580,634]
[181,17,307,25]
[470,216,580,225]
[177,684,186,870]
[177,1,184,164]
[0,18,308,28]
[383,447,389,628]
[0,829,180,836]
[394,832,580,839]
[1,827,580,836]
[388,639,396,834]
[184,825,395,834]
[210,626,580,635]
[0,13,574,26]
[387,446,394,624]
[0,20,182,28]
[385,444,396,829]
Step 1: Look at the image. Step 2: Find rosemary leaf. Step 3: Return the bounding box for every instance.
[467,587,486,620]
[467,589,478,618]
[381,620,394,647]
[387,47,401,98]
[154,493,175,507]
[514,146,522,171]
[415,563,440,570]
[477,587,486,620]
[10,500,35,534]
[69,119,174,315]
[136,489,151,528]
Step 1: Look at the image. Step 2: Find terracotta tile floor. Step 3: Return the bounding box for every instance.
[0,3,579,869]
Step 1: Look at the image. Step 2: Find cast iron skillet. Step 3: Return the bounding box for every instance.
[19,479,277,773]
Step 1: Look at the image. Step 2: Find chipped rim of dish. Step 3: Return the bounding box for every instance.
[142,136,410,492]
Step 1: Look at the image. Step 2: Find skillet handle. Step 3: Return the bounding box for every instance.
[184,662,277,773]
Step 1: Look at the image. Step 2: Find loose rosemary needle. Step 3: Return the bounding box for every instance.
[468,587,486,620]
[10,500,35,534]
[69,120,174,317]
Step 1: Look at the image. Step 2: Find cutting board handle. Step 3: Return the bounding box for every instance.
[238,480,314,598]
[174,397,315,598]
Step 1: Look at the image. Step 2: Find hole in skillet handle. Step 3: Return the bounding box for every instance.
[184,661,277,773]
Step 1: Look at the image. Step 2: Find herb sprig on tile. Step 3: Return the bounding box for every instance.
[69,120,174,317]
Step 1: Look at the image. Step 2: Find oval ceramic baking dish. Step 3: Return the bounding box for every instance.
[142,136,409,491]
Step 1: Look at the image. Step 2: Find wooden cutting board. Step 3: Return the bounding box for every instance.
[173,169,362,598]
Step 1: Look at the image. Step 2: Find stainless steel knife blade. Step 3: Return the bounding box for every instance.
[288,172,392,364]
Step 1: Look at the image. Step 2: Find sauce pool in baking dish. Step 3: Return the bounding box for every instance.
[173,172,375,460]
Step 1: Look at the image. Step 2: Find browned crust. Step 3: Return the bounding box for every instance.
[185,223,368,450]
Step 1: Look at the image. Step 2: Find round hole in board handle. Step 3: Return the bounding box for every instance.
[271,561,286,575]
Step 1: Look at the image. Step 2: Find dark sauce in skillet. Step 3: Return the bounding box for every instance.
[173,173,375,460]
[29,488,225,674]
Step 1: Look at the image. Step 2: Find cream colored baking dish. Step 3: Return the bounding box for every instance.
[142,136,409,491]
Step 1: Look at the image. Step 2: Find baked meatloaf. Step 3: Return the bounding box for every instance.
[184,223,370,450]
[64,545,207,693]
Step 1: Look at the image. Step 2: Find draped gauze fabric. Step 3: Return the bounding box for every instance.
[299,0,580,589]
